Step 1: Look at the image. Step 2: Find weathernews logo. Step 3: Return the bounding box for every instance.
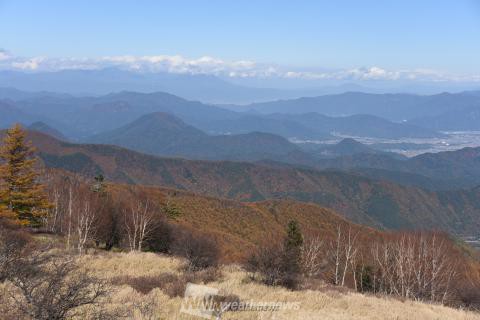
[180,283,300,319]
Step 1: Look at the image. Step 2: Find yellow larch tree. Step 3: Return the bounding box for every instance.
[0,124,51,227]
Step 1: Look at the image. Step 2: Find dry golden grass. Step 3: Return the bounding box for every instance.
[79,251,184,279]
[82,251,480,320]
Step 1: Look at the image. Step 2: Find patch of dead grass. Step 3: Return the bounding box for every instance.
[77,251,480,320]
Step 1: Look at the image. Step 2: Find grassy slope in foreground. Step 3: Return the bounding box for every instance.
[78,251,480,320]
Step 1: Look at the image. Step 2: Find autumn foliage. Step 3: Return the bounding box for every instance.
[0,124,51,227]
[0,127,479,312]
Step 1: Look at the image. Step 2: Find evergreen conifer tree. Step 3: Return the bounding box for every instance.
[0,124,51,227]
[285,220,303,250]
[282,219,304,286]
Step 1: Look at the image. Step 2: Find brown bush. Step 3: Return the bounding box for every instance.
[143,219,174,253]
[95,197,122,251]
[171,229,219,271]
[190,266,222,283]
[453,281,480,310]
[111,267,221,298]
[0,226,31,281]
[111,273,177,295]
[6,249,108,320]
[245,244,300,289]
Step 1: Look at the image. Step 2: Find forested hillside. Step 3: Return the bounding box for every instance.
[6,130,480,234]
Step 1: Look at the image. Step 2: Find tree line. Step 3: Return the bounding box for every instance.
[247,220,480,308]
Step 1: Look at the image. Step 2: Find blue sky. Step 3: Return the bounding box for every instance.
[1,0,480,79]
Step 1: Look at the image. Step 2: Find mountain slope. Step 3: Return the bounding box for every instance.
[307,143,480,188]
[0,87,72,101]
[12,91,239,137]
[103,181,370,261]
[0,100,36,128]
[28,121,68,141]
[239,91,480,121]
[270,113,442,139]
[411,106,480,131]
[88,112,308,162]
[199,112,440,139]
[88,112,207,155]
[200,114,334,140]
[7,130,480,234]
[300,138,407,160]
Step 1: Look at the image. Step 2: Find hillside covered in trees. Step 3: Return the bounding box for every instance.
[5,130,480,235]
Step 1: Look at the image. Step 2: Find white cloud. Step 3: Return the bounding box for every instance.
[11,57,45,70]
[0,50,10,61]
[0,51,479,83]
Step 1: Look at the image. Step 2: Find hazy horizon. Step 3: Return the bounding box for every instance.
[1,0,480,92]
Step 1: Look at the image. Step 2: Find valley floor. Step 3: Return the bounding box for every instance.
[74,252,480,320]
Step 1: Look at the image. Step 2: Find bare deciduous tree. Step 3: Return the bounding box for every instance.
[67,182,74,249]
[300,236,324,278]
[171,229,219,271]
[341,227,358,286]
[76,201,96,255]
[7,249,108,320]
[45,177,100,254]
[326,224,359,286]
[370,232,457,303]
[245,244,284,286]
[124,201,156,252]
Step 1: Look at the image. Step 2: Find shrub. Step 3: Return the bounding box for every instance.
[0,227,31,281]
[246,243,302,289]
[164,200,181,219]
[356,264,374,293]
[453,281,480,310]
[191,266,222,283]
[111,273,180,295]
[96,201,122,251]
[111,268,221,298]
[6,249,108,320]
[245,244,285,287]
[163,276,188,297]
[246,221,305,289]
[171,230,219,271]
[143,219,173,253]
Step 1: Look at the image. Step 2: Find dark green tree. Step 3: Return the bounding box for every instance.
[282,220,304,288]
[92,173,106,193]
[356,264,374,292]
[285,220,303,250]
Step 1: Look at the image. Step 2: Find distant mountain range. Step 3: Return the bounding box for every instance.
[411,106,480,131]
[0,69,377,104]
[84,110,480,189]
[0,89,444,140]
[0,90,237,138]
[231,91,480,124]
[267,113,440,139]
[2,69,479,104]
[3,88,480,189]
[6,130,480,234]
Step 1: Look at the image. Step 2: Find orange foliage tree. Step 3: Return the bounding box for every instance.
[0,124,51,227]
